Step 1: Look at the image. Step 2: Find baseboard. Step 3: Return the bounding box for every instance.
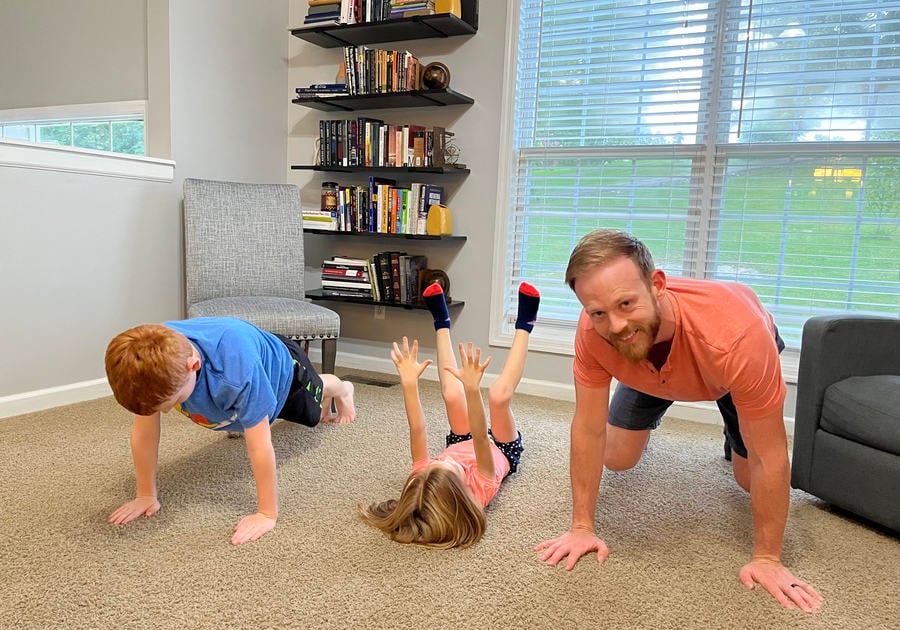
[0,378,112,419]
[0,352,794,436]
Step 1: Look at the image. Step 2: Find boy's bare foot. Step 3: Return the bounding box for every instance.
[320,381,355,424]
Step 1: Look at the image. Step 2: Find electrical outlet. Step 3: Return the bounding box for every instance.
[374,305,386,320]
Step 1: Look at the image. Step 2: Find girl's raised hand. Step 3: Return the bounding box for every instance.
[445,342,491,391]
[390,336,432,384]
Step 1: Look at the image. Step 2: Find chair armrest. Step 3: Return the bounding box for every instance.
[792,314,900,487]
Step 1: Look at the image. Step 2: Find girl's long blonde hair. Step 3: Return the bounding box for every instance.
[360,465,486,548]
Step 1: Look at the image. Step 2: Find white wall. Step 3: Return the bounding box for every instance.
[0,0,148,110]
[0,0,290,414]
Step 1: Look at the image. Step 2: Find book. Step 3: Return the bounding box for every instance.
[404,254,428,304]
[367,256,382,301]
[303,14,341,24]
[389,251,405,302]
[322,265,366,278]
[321,278,372,290]
[303,209,337,231]
[308,3,341,14]
[293,18,340,28]
[374,252,394,302]
[367,175,396,232]
[320,288,373,299]
[325,255,369,266]
[296,85,349,94]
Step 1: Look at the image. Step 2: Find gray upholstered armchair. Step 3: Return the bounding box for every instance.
[791,314,900,532]
[182,178,340,373]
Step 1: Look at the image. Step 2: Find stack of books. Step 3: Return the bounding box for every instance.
[303,0,341,25]
[303,208,337,231]
[320,256,373,299]
[295,83,349,98]
[389,0,435,19]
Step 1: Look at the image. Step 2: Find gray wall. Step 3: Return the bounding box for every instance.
[0,0,148,109]
[0,0,289,398]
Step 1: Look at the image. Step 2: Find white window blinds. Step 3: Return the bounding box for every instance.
[498,0,900,348]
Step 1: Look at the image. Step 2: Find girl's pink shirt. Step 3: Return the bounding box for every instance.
[412,440,509,507]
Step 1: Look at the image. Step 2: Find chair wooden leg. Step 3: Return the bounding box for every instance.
[321,338,337,374]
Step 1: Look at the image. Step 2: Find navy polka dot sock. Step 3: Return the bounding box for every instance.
[516,282,540,332]
[423,282,451,330]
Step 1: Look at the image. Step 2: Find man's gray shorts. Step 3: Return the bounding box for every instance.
[608,326,785,460]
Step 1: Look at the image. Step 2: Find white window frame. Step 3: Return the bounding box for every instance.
[0,101,173,181]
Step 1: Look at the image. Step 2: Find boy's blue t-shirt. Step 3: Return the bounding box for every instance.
[165,317,294,432]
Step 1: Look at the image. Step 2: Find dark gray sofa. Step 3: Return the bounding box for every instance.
[791,314,900,533]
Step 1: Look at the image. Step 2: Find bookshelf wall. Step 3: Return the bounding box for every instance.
[291,1,476,311]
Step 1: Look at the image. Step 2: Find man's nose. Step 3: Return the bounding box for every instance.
[609,313,634,336]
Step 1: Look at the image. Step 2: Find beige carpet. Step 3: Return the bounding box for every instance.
[1,376,898,630]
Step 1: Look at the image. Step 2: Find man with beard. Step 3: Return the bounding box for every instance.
[535,229,823,613]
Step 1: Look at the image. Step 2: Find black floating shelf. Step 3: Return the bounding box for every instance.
[290,12,477,48]
[307,289,465,310]
[292,88,473,112]
[303,229,466,242]
[292,165,469,175]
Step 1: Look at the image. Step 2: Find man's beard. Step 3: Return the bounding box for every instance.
[607,311,661,364]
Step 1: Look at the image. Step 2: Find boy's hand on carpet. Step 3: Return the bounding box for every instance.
[231,512,277,545]
[108,496,160,525]
[739,557,824,613]
[535,528,610,570]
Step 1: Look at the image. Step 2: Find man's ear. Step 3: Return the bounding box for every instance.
[651,268,667,297]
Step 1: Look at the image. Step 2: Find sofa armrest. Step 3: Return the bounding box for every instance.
[792,314,900,488]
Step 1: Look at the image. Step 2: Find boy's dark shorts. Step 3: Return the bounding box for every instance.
[274,334,324,427]
[607,326,786,460]
[446,430,525,477]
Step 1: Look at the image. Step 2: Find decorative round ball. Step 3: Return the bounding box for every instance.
[421,62,451,90]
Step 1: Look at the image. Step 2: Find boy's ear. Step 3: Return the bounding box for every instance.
[187,354,201,372]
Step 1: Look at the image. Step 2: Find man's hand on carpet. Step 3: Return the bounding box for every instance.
[231,512,277,545]
[739,556,824,612]
[535,528,610,570]
[108,496,160,525]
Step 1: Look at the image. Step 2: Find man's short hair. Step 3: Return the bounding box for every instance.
[565,228,656,291]
[105,324,193,416]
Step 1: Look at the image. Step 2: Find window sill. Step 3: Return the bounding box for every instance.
[0,138,175,181]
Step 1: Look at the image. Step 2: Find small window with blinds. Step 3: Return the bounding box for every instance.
[496,0,900,349]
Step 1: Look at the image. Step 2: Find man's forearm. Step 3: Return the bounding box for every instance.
[570,421,606,530]
[748,453,791,560]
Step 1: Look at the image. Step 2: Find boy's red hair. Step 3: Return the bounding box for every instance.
[105,324,193,416]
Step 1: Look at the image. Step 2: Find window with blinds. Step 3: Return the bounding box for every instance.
[495,0,900,349]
